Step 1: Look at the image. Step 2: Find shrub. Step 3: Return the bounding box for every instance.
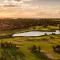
[53,45,60,53]
[31,45,41,53]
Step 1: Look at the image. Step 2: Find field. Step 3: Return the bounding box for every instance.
[0,25,60,36]
[0,34,60,60]
[0,19,60,60]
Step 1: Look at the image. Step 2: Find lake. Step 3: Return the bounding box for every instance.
[12,30,60,37]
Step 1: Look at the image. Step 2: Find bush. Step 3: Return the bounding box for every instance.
[31,45,41,53]
[1,42,16,49]
[53,45,60,53]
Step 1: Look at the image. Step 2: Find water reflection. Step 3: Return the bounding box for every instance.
[12,30,60,37]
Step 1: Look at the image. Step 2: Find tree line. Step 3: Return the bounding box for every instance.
[0,18,60,30]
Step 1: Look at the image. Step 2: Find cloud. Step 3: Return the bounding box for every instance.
[0,0,60,18]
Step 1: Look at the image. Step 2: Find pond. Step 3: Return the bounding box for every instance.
[12,30,60,37]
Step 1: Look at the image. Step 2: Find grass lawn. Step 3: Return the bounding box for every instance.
[0,25,60,60]
[0,34,60,60]
[0,25,59,36]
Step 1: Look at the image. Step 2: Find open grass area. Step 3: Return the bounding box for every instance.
[0,34,60,60]
[0,24,60,60]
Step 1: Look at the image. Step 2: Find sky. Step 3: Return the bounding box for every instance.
[0,0,60,18]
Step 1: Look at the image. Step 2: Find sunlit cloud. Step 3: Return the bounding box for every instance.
[0,0,60,18]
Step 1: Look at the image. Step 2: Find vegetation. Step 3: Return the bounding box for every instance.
[53,45,60,53]
[0,18,60,31]
[0,34,60,60]
[31,45,52,60]
[0,18,60,60]
[0,42,25,60]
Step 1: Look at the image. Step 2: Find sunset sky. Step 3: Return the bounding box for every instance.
[0,0,60,18]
